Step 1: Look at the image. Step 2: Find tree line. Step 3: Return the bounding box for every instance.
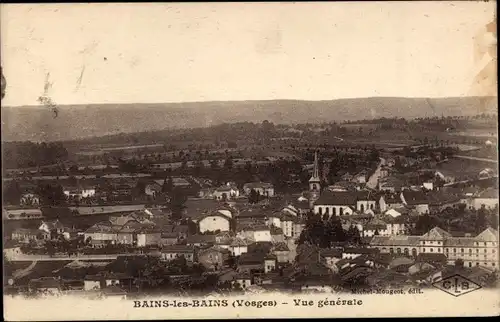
[297,212,361,248]
[3,141,68,169]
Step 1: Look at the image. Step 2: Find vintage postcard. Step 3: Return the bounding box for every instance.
[1,1,498,320]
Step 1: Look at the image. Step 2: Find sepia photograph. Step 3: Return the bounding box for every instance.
[1,1,498,320]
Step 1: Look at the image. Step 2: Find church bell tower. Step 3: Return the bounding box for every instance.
[309,151,321,208]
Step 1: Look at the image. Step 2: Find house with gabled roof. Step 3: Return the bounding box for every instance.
[378,176,405,193]
[400,190,430,214]
[427,192,463,212]
[39,219,66,236]
[145,181,162,199]
[469,188,498,210]
[237,251,267,273]
[363,218,388,237]
[115,225,136,245]
[229,237,249,256]
[12,228,49,243]
[160,245,196,262]
[214,231,234,248]
[213,183,240,200]
[20,193,40,206]
[198,245,231,271]
[379,193,404,212]
[271,242,291,263]
[186,234,217,247]
[280,213,301,238]
[243,182,275,197]
[63,183,96,200]
[198,211,232,233]
[84,223,118,247]
[136,226,162,247]
[236,224,272,243]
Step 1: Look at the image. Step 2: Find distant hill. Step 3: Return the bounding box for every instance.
[1,96,496,142]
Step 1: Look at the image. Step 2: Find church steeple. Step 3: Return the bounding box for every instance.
[309,151,321,192]
[308,151,321,209]
[312,151,319,180]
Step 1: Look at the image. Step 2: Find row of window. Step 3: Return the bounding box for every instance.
[422,241,495,246]
[421,248,495,254]
[318,207,346,216]
[466,262,496,267]
[381,248,416,256]
[317,204,376,215]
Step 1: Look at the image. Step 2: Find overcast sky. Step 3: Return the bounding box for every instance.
[1,2,496,107]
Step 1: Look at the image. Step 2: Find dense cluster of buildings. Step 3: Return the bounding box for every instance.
[3,150,499,298]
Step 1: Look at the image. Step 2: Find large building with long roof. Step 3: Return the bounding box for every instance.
[369,226,499,269]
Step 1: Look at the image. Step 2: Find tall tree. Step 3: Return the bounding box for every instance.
[3,180,22,205]
[1,66,6,100]
[162,177,174,194]
[224,158,233,170]
[170,188,187,221]
[248,189,260,204]
[37,183,66,206]
[346,225,361,244]
[134,180,146,197]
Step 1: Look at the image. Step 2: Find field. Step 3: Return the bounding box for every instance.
[456,147,498,160]
[434,158,497,179]
[10,261,72,284]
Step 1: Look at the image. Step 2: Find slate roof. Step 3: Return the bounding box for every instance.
[389,257,415,268]
[186,234,216,244]
[370,235,421,247]
[477,188,498,199]
[315,191,357,206]
[248,241,274,254]
[444,237,476,247]
[343,247,379,255]
[173,225,189,234]
[183,199,221,219]
[160,232,178,239]
[416,253,447,264]
[238,208,269,219]
[356,191,378,201]
[243,182,274,189]
[476,227,499,241]
[383,194,403,204]
[238,252,266,265]
[85,223,115,234]
[402,190,429,205]
[427,193,462,206]
[230,238,249,247]
[421,227,452,240]
[272,242,290,252]
[161,245,195,253]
